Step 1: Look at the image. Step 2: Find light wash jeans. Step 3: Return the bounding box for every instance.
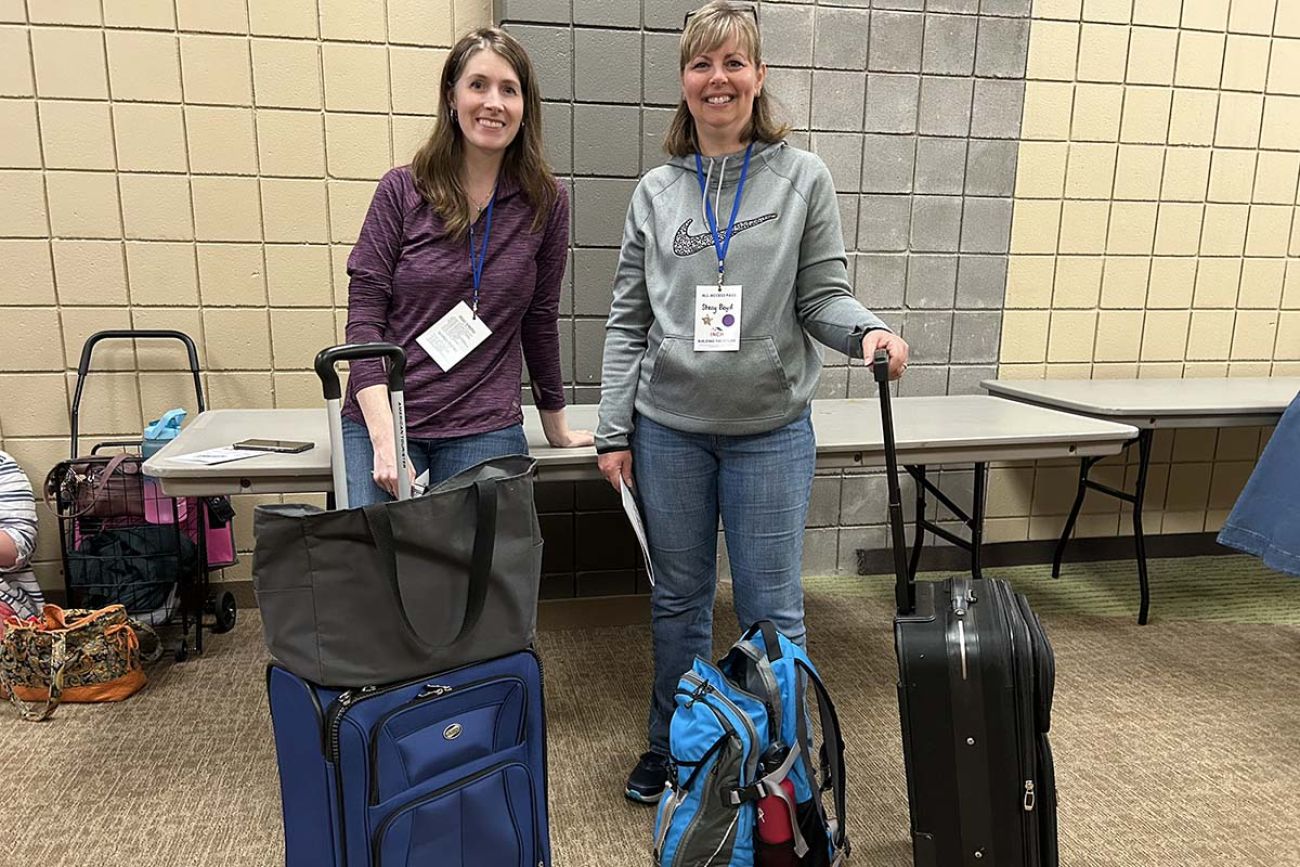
[341,416,528,507]
[631,409,816,755]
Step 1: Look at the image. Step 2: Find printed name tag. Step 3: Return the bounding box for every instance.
[415,301,491,371]
[694,284,741,351]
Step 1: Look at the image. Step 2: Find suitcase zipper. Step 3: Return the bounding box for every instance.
[370,760,533,867]
[992,580,1042,860]
[367,675,527,805]
[1015,593,1056,733]
[326,685,377,764]
[324,685,373,867]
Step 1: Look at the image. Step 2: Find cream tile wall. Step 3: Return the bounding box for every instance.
[0,0,488,592]
[991,0,1299,545]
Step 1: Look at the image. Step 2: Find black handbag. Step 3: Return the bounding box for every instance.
[251,455,543,687]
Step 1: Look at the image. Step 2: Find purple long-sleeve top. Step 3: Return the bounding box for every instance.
[343,166,569,439]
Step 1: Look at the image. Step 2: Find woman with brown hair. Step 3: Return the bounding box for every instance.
[342,27,590,505]
[595,0,909,802]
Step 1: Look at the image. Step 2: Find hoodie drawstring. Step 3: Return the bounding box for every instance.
[699,156,730,241]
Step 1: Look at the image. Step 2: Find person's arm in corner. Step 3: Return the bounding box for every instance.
[0,535,16,569]
[346,169,415,496]
[791,159,908,379]
[595,188,654,491]
[521,184,592,448]
[0,455,37,571]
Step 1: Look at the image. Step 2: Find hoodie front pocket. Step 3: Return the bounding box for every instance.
[648,336,791,422]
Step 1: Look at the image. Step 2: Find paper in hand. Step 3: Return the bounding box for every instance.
[619,477,655,587]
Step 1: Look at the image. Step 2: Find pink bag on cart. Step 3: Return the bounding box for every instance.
[143,480,237,570]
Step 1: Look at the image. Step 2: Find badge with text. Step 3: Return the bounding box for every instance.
[416,301,492,371]
[694,284,742,351]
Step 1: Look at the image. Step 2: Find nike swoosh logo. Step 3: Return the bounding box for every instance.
[673,214,778,257]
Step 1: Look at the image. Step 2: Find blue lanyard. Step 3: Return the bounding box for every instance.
[468,189,497,315]
[694,142,753,285]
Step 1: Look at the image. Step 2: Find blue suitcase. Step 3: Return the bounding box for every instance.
[266,649,551,867]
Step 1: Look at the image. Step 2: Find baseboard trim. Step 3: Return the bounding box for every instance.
[854,531,1232,575]
[537,594,650,630]
[89,532,1231,631]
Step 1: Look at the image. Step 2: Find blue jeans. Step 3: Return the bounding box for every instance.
[632,410,816,755]
[341,416,529,507]
[1218,394,1300,577]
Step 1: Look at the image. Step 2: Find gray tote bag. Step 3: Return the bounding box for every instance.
[252,455,543,687]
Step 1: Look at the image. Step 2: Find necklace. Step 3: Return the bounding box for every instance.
[466,187,494,217]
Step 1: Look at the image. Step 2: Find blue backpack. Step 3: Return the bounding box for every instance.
[652,621,849,867]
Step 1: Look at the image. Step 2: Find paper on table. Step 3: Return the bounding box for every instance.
[170,447,265,466]
[619,478,655,587]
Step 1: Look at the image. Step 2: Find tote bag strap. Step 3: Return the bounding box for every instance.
[364,477,497,649]
[44,453,134,519]
[1,630,69,722]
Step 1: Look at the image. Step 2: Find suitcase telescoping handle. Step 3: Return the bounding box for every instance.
[314,343,409,508]
[873,348,916,616]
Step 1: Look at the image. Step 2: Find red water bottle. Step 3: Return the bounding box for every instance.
[755,742,799,867]
[756,777,797,845]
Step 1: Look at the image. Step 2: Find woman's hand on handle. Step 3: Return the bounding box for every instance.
[863,330,910,381]
[598,450,634,492]
[370,434,416,498]
[356,383,415,497]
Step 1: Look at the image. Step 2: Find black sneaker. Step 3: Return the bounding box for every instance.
[624,751,670,804]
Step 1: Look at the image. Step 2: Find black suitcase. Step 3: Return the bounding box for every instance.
[871,350,1059,867]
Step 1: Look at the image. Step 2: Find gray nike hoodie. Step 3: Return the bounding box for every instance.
[595,140,890,452]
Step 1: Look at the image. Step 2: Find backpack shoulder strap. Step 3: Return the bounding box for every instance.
[795,658,849,857]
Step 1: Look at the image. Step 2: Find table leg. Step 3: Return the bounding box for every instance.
[908,465,927,581]
[971,462,987,581]
[1052,455,1102,578]
[903,464,990,582]
[1047,431,1156,625]
[1132,429,1154,626]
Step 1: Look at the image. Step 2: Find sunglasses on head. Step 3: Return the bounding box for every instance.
[683,1,759,27]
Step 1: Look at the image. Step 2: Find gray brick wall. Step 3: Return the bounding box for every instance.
[498,0,1028,596]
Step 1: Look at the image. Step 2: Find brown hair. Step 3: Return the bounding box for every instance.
[663,1,789,157]
[410,27,556,238]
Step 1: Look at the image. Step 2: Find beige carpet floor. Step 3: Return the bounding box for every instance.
[2,555,1298,867]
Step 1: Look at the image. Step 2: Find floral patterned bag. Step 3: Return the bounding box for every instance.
[0,604,158,722]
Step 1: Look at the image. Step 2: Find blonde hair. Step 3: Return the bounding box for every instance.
[410,27,557,238]
[663,1,789,157]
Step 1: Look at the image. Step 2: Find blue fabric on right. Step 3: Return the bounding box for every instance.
[1217,392,1300,577]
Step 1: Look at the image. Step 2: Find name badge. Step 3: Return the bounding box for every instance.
[415,301,492,371]
[694,284,741,352]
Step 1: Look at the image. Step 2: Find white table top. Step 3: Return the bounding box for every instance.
[982,377,1300,429]
[144,397,1138,496]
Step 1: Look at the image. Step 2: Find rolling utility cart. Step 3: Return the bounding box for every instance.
[45,330,237,661]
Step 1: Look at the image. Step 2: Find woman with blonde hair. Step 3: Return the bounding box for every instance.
[595,0,909,802]
[342,27,590,505]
